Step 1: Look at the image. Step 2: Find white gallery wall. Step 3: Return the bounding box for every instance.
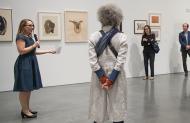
[1,0,190,92]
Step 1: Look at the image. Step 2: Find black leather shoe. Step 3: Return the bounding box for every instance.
[113,121,124,123]
[21,112,37,118]
[30,111,38,114]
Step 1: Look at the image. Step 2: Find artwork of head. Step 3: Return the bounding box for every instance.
[0,16,7,35]
[69,20,83,33]
[44,20,55,34]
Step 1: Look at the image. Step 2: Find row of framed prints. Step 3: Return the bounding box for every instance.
[39,11,88,42]
[134,13,161,41]
[0,8,88,42]
[0,8,161,42]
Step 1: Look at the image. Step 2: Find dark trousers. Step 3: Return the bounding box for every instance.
[143,52,155,77]
[181,49,190,73]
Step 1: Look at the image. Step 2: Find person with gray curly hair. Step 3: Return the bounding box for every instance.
[97,4,123,27]
[88,4,127,123]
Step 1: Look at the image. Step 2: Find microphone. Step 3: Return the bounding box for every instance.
[34,34,40,48]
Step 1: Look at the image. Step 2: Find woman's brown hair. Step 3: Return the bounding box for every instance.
[17,19,33,35]
[143,25,151,35]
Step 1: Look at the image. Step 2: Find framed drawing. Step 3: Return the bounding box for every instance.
[64,11,88,42]
[134,20,147,34]
[149,13,161,27]
[151,27,161,41]
[0,9,12,42]
[38,12,61,40]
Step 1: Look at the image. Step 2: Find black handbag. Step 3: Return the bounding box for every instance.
[152,42,160,53]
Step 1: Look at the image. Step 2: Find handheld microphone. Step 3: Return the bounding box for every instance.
[34,34,40,48]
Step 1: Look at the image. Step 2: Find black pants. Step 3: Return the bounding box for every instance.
[143,52,155,77]
[181,49,190,73]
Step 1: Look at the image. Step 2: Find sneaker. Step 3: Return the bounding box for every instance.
[149,77,154,80]
[143,76,149,80]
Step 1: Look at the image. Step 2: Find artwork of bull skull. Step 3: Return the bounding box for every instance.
[69,20,83,33]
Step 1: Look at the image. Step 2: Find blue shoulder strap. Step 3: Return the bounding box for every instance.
[95,28,119,57]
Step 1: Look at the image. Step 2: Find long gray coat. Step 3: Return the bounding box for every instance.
[88,26,128,123]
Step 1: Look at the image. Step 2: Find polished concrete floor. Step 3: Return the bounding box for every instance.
[0,73,190,123]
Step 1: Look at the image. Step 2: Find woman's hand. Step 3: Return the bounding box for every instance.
[33,41,40,48]
[48,49,56,54]
[143,38,148,41]
[101,78,113,90]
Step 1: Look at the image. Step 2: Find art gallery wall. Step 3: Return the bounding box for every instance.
[0,0,190,92]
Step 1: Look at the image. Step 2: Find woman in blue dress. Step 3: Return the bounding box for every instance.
[13,19,56,118]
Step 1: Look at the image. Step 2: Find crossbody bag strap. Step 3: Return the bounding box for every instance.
[99,30,118,58]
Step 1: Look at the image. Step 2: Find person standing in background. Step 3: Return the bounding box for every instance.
[13,19,56,118]
[141,25,156,80]
[179,23,190,76]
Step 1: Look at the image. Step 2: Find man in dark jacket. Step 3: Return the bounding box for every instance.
[179,23,190,76]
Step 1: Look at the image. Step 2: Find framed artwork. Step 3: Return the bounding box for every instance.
[0,9,12,42]
[134,20,147,34]
[149,13,161,27]
[119,22,122,32]
[151,27,161,41]
[38,12,61,40]
[64,11,88,42]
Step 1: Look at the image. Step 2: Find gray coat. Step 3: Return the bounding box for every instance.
[88,26,128,123]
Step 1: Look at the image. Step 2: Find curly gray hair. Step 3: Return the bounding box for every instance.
[97,4,123,27]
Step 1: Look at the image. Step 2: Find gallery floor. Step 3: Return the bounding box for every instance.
[0,73,190,123]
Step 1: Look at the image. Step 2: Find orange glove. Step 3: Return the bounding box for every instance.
[99,75,108,85]
[102,79,113,90]
[105,79,113,88]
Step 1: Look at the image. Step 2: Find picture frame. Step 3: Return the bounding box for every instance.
[134,20,147,34]
[151,27,161,41]
[64,11,88,43]
[38,12,61,40]
[0,8,12,42]
[119,22,122,32]
[149,13,161,27]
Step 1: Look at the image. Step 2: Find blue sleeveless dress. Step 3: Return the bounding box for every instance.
[13,34,43,91]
